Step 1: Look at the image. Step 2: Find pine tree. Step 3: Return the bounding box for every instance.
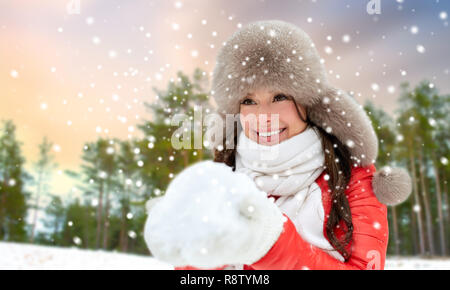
[137,69,213,201]
[29,136,58,243]
[0,120,30,241]
[42,194,65,245]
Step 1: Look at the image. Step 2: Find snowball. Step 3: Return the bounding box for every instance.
[145,161,271,267]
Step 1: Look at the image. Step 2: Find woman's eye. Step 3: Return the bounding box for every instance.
[274,94,288,102]
[240,98,256,105]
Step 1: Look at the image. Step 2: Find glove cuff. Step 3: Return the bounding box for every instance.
[237,201,285,265]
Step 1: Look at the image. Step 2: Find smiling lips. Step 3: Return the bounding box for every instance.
[254,128,287,144]
[257,128,285,137]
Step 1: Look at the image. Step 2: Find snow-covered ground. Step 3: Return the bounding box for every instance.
[1,242,449,270]
[0,242,173,270]
[385,256,450,270]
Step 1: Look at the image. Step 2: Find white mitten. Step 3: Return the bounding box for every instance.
[144,160,285,268]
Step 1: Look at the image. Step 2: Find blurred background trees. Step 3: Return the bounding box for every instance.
[0,69,448,257]
[365,80,449,256]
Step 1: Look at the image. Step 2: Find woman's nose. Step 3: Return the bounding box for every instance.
[257,106,280,128]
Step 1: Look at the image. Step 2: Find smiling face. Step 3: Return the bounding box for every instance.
[239,87,308,146]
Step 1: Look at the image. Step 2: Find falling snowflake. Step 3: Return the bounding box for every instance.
[128,231,137,239]
[342,34,351,43]
[324,46,333,54]
[99,171,107,179]
[171,23,180,31]
[53,144,61,152]
[10,70,19,78]
[371,83,380,92]
[174,1,183,9]
[8,179,16,186]
[92,36,101,45]
[108,50,117,58]
[416,45,425,54]
[441,157,448,166]
[387,85,396,94]
[85,17,94,26]
[73,236,82,245]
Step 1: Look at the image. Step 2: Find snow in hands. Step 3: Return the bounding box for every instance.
[144,161,285,268]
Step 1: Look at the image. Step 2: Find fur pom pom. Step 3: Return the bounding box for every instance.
[372,166,412,206]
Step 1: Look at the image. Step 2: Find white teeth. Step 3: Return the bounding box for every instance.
[258,129,284,137]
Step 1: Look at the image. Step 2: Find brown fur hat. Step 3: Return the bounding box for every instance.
[209,19,411,206]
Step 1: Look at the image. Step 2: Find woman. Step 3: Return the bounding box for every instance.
[145,20,412,270]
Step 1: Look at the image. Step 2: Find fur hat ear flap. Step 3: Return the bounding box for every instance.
[308,87,378,167]
[372,166,412,206]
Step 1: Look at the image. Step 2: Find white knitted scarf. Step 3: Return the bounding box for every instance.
[236,125,325,197]
[235,125,345,262]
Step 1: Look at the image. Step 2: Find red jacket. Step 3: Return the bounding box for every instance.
[175,164,388,270]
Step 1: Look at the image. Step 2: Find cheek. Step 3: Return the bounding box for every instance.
[277,103,306,135]
[239,107,257,129]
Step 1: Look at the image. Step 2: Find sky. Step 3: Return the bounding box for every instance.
[0,0,449,202]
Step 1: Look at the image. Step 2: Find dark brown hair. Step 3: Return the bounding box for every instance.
[213,96,354,260]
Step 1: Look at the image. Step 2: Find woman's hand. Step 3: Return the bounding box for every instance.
[144,161,285,268]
